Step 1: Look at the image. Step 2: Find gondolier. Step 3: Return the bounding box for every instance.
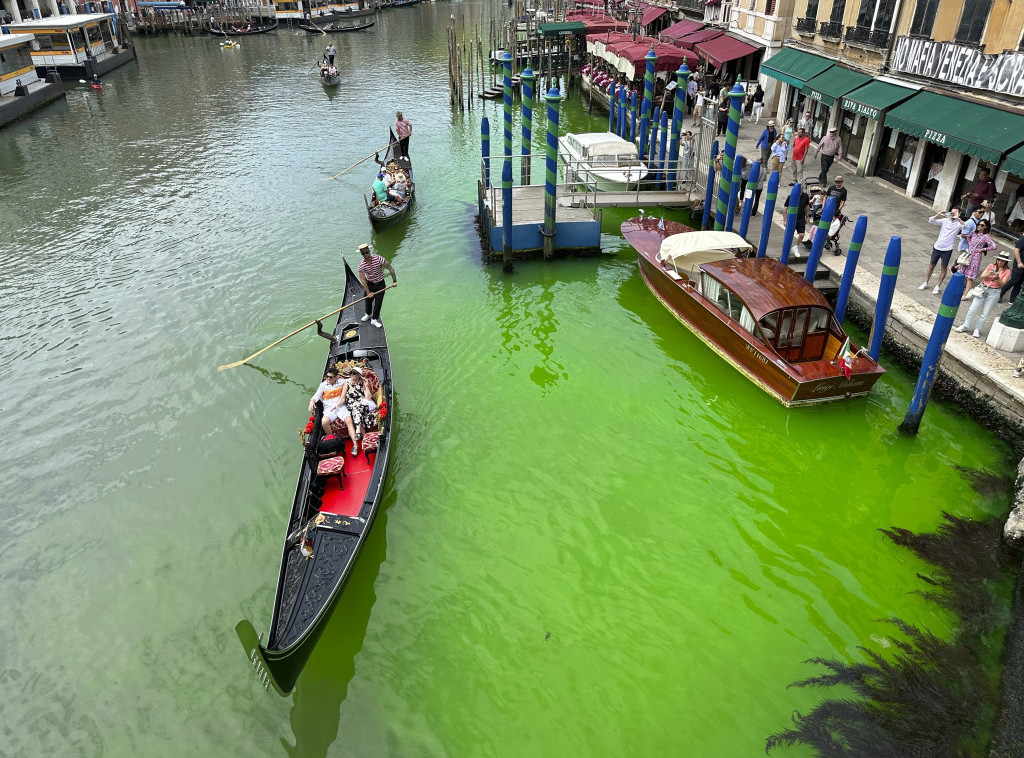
[357,244,397,328]
[326,43,336,65]
[394,111,412,155]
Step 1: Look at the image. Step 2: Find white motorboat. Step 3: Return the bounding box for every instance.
[558,132,649,192]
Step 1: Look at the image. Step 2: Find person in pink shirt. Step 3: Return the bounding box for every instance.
[789,128,810,186]
[394,111,412,156]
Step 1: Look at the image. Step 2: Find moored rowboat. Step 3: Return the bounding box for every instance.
[236,258,393,695]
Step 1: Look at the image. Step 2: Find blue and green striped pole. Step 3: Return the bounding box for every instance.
[714,84,745,230]
[656,110,668,190]
[639,99,650,160]
[738,160,760,239]
[544,87,561,260]
[501,159,514,271]
[803,196,835,279]
[898,272,965,435]
[521,68,536,186]
[642,47,656,153]
[502,52,513,182]
[779,182,801,265]
[726,152,742,232]
[618,85,628,139]
[667,63,688,190]
[481,116,491,188]
[702,140,719,230]
[629,90,637,144]
[835,215,867,323]
[868,236,901,361]
[648,105,661,168]
[608,81,616,132]
[756,170,780,257]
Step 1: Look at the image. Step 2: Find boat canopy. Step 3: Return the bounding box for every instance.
[566,132,639,157]
[657,231,753,266]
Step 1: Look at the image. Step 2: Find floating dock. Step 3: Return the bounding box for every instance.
[478,182,601,259]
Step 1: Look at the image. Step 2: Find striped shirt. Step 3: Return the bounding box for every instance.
[358,253,386,282]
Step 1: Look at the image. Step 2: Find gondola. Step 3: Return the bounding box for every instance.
[298,18,375,32]
[236,258,394,695]
[365,129,414,232]
[208,19,279,35]
[318,63,342,85]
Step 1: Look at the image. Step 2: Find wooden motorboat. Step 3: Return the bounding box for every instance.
[365,129,414,232]
[209,19,278,35]
[236,258,394,695]
[298,17,375,32]
[622,216,885,406]
[558,132,649,191]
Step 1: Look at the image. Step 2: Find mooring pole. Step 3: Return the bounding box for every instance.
[618,85,627,139]
[714,84,744,231]
[481,116,491,188]
[629,90,637,144]
[726,152,742,232]
[738,160,760,240]
[702,140,719,231]
[756,170,780,257]
[835,215,867,323]
[640,47,656,154]
[667,63,688,191]
[803,196,835,280]
[521,68,535,186]
[898,272,966,435]
[608,81,616,132]
[639,99,650,161]
[502,52,513,184]
[502,160,514,272]
[869,236,901,361]
[779,182,801,265]
[543,86,560,261]
[656,110,669,191]
[648,105,661,168]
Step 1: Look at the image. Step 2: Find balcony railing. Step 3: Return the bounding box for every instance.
[818,20,843,40]
[795,16,817,34]
[844,25,892,49]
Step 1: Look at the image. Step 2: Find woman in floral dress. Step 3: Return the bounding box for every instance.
[958,220,998,300]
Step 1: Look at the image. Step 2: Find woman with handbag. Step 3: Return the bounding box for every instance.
[955,251,1013,338]
[958,220,998,301]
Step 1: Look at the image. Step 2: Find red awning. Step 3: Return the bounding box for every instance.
[605,34,658,56]
[617,41,698,72]
[588,31,640,49]
[670,28,723,50]
[640,5,668,26]
[660,18,704,43]
[693,33,761,69]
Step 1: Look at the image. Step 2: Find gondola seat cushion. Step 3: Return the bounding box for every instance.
[317,456,346,476]
[361,431,380,460]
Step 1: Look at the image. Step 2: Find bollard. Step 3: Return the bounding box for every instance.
[869,236,901,362]
[702,140,719,231]
[641,47,657,155]
[608,81,616,132]
[521,68,536,186]
[738,160,760,240]
[714,84,745,231]
[657,110,669,191]
[756,170,780,257]
[667,64,689,191]
[481,116,491,188]
[630,90,637,144]
[726,152,742,232]
[543,87,561,261]
[835,215,867,323]
[502,160,514,272]
[803,196,835,280]
[502,53,513,181]
[779,183,802,265]
[898,273,966,435]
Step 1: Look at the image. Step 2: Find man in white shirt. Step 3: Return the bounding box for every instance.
[918,209,964,295]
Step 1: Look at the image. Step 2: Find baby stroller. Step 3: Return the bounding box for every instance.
[821,212,849,256]
[805,182,849,255]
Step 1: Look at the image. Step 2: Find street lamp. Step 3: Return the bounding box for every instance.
[628,3,642,41]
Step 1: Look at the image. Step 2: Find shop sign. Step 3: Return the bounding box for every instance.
[841,98,879,120]
[808,89,824,103]
[923,129,947,145]
[892,37,1024,97]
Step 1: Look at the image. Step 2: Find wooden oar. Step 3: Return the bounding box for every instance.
[323,141,398,181]
[218,284,397,371]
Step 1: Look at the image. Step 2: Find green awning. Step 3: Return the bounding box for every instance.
[1003,145,1024,178]
[538,21,585,37]
[760,47,833,88]
[800,66,872,107]
[885,91,1024,164]
[839,80,915,121]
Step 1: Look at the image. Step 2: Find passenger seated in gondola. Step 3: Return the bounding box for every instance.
[392,169,408,199]
[340,367,377,440]
[309,365,359,452]
[372,172,390,206]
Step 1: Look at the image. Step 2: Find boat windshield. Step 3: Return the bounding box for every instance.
[760,306,839,363]
[699,273,766,344]
[589,154,643,168]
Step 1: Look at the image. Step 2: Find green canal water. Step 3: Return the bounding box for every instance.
[0,4,1014,756]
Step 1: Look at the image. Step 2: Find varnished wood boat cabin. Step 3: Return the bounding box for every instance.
[622,216,885,406]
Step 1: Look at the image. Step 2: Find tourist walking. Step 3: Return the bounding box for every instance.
[782,118,794,145]
[394,111,412,155]
[716,97,729,136]
[750,84,764,123]
[825,175,847,215]
[755,120,777,169]
[957,220,998,300]
[1001,234,1024,304]
[789,128,810,185]
[680,131,695,182]
[815,127,842,185]
[769,135,788,175]
[956,251,1013,337]
[797,110,813,132]
[918,209,964,295]
[692,88,705,126]
[356,243,398,328]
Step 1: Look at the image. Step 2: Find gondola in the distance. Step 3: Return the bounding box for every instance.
[365,130,414,232]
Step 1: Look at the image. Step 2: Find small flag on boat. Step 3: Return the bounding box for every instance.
[658,216,665,230]
[837,338,853,380]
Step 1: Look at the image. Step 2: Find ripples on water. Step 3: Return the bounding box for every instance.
[0,5,1014,756]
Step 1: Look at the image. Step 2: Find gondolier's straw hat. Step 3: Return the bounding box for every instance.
[358,243,370,253]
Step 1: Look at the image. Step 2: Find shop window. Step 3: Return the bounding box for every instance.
[829,0,847,23]
[955,0,993,44]
[909,0,939,36]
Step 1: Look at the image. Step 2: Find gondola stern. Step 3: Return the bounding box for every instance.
[235,619,293,697]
